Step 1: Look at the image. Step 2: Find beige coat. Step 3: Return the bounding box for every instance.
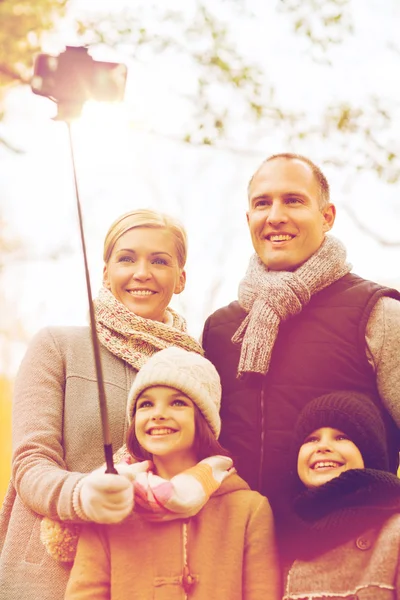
[0,327,136,600]
[66,474,281,600]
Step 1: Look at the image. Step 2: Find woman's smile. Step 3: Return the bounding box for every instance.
[127,288,155,297]
[103,227,185,322]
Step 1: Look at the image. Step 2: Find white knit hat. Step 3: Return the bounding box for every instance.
[127,347,222,438]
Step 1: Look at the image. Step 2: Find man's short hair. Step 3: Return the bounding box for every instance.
[248,152,330,209]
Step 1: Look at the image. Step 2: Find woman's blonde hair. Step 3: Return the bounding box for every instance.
[103,209,188,267]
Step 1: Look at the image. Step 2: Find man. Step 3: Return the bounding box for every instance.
[202,153,400,519]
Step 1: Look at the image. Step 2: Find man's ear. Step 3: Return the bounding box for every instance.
[322,203,336,232]
[174,269,186,295]
[103,264,111,289]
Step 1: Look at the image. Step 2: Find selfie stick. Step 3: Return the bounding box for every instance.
[31,46,129,474]
[67,121,117,475]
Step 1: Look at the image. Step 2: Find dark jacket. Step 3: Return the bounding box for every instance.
[202,274,400,511]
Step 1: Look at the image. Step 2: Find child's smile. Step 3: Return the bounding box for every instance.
[297,427,364,488]
[310,459,344,471]
[135,385,198,478]
[146,427,178,436]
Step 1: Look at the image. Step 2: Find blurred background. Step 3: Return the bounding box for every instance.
[1,0,400,503]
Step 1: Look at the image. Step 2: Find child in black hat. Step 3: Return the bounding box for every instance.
[283,391,400,600]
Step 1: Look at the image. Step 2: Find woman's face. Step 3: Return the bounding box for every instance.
[297,427,364,488]
[103,227,186,322]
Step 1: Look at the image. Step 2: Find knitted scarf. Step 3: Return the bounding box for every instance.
[287,469,400,560]
[129,456,234,521]
[94,287,204,368]
[232,235,351,377]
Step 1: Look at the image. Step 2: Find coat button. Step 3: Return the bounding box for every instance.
[356,536,371,550]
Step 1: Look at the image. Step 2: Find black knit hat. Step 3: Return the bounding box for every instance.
[294,391,389,471]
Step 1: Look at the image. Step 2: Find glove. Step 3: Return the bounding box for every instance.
[73,465,134,524]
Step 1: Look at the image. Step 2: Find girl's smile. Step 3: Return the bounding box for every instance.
[134,385,198,478]
[146,427,178,436]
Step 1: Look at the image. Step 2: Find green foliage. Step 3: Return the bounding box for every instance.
[279,0,353,61]
[71,1,400,185]
[0,0,67,152]
[75,3,266,145]
[0,0,399,186]
[0,0,67,85]
[285,98,400,184]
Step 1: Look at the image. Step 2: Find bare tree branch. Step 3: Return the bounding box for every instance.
[0,135,24,153]
[341,203,400,247]
[0,64,30,85]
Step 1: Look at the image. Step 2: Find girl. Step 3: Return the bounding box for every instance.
[283,391,400,599]
[0,209,203,600]
[66,347,281,599]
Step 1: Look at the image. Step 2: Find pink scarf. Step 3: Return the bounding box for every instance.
[129,456,234,521]
[40,454,234,561]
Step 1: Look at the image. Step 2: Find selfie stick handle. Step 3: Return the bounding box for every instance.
[67,121,117,474]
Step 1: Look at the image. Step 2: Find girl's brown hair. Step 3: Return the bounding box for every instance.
[127,404,231,462]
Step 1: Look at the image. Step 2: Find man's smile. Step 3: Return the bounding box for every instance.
[265,233,294,242]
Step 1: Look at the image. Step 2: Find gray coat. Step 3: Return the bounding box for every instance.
[0,327,135,600]
[284,514,400,599]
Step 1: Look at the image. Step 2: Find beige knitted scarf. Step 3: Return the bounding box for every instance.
[232,235,351,377]
[94,287,203,368]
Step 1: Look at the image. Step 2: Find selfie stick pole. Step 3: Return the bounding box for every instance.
[66,120,117,474]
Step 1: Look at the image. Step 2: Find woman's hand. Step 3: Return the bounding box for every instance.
[73,465,134,524]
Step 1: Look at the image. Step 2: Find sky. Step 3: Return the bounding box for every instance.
[1,0,400,375]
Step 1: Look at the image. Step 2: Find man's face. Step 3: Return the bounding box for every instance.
[247,158,336,271]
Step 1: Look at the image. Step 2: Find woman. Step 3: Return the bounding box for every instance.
[66,347,281,599]
[0,209,203,600]
[283,391,400,599]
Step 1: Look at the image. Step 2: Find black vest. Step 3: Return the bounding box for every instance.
[202,274,400,505]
